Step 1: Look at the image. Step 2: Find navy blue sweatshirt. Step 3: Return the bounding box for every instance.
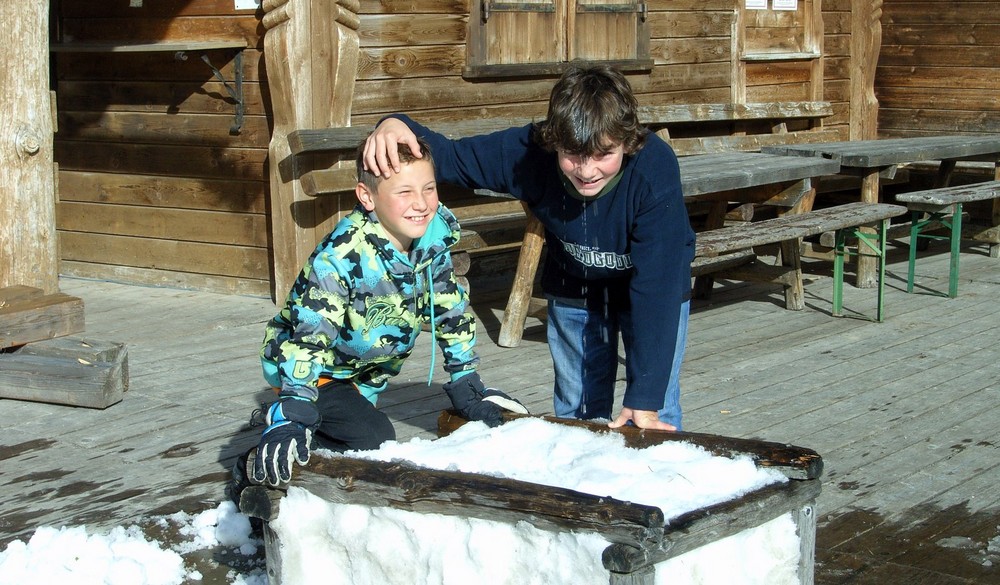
[391,115,695,412]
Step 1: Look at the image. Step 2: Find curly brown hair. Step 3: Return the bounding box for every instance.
[533,63,648,156]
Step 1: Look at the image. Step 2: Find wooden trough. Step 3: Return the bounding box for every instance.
[240,413,823,585]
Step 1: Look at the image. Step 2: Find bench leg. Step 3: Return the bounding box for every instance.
[834,220,890,322]
[906,205,961,298]
[779,238,805,310]
[498,207,545,348]
[906,210,920,293]
[948,203,963,298]
[876,219,889,321]
[832,229,846,317]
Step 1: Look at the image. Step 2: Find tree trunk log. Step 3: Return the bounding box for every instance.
[1,0,57,293]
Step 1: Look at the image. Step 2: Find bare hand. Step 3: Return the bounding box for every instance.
[363,117,422,178]
[608,408,677,431]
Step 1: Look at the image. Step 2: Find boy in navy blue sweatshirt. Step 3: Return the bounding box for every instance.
[363,64,695,431]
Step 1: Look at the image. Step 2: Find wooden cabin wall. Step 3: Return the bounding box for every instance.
[51,0,272,297]
[299,0,854,242]
[47,0,860,298]
[876,1,1000,138]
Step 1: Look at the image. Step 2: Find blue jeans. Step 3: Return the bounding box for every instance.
[547,298,689,430]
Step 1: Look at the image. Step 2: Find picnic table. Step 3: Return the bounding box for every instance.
[497,151,842,346]
[761,135,1000,287]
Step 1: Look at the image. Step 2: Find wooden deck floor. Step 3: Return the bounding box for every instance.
[1,239,998,584]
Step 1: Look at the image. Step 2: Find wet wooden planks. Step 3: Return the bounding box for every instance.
[0,240,998,583]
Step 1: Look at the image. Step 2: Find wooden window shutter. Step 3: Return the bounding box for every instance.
[466,0,566,77]
[465,0,651,78]
[570,0,650,68]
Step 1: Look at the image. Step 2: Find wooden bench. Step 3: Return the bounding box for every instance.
[895,180,1000,298]
[696,202,908,322]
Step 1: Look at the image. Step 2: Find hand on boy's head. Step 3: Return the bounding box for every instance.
[608,407,677,432]
[363,117,423,178]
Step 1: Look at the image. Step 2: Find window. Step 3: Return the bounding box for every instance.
[465,0,651,79]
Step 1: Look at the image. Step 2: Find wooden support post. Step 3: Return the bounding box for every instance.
[498,205,545,348]
[1,0,57,293]
[262,0,361,300]
[796,503,818,585]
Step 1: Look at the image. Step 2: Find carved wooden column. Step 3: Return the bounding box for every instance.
[1,0,57,293]
[262,0,360,299]
[850,0,882,140]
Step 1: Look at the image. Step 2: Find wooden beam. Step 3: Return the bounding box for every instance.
[0,335,128,409]
[0,286,85,348]
[240,452,666,548]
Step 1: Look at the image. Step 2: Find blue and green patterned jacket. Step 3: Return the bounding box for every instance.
[260,203,479,404]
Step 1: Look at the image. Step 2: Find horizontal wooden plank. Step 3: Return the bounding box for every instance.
[241,454,667,548]
[0,351,126,410]
[0,337,129,409]
[895,180,1000,206]
[0,288,86,349]
[53,49,262,83]
[57,201,268,247]
[55,80,268,115]
[604,479,821,572]
[762,136,1000,168]
[882,2,1000,25]
[54,141,266,181]
[51,41,248,52]
[57,17,261,47]
[58,261,272,298]
[882,24,1000,46]
[291,102,832,155]
[678,152,840,197]
[57,111,270,148]
[696,202,907,256]
[59,231,270,280]
[61,0,260,17]
[58,170,266,213]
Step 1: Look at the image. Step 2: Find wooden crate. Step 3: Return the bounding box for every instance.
[240,414,823,585]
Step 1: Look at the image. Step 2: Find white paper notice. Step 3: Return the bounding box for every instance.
[235,0,261,9]
[773,0,797,10]
[746,0,767,8]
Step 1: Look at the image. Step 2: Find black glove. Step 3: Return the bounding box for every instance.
[251,394,321,487]
[444,372,528,427]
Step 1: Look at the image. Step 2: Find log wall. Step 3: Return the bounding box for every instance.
[50,0,861,298]
[876,1,1000,138]
[51,0,271,297]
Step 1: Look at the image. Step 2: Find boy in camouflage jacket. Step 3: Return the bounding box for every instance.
[237,137,526,492]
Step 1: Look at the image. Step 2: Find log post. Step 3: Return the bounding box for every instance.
[1,0,57,293]
[262,0,361,300]
[850,0,882,140]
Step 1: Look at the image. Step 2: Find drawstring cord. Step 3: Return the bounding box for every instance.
[425,263,436,386]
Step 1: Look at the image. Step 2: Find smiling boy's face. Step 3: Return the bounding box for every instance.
[356,158,439,253]
[556,142,625,197]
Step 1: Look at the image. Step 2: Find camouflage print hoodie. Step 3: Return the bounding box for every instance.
[260,203,478,404]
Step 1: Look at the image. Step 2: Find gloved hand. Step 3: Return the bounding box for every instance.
[251,394,321,487]
[444,372,528,427]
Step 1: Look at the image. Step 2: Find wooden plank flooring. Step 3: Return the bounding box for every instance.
[1,239,998,584]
